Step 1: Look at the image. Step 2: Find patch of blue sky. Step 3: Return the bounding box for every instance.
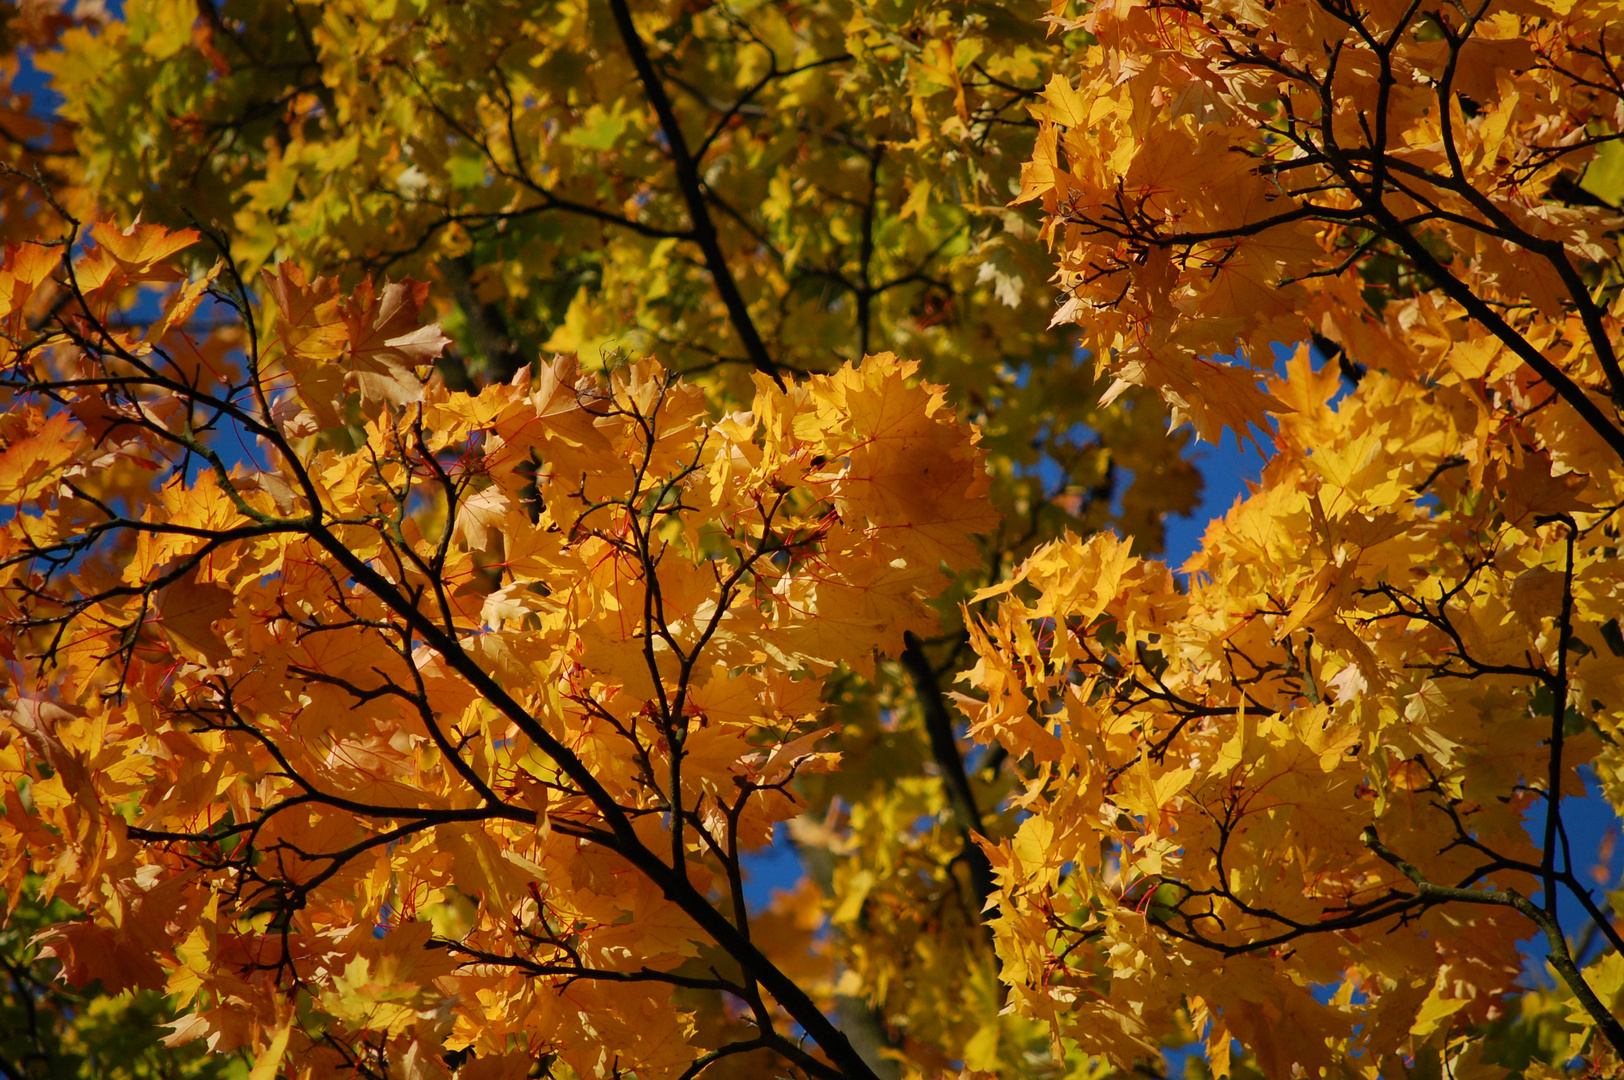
[12,41,62,119]
[741,824,804,912]
[1519,764,1622,988]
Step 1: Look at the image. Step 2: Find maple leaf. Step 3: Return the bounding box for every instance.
[261,262,347,428]
[340,277,450,410]
[74,221,197,292]
[153,566,234,663]
[0,409,79,503]
[803,353,1001,568]
[36,921,168,994]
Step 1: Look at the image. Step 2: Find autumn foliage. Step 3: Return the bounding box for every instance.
[2,1,1624,1079]
[980,0,1624,1074]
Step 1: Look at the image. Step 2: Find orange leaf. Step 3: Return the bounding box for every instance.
[75,221,197,291]
[261,262,348,428]
[341,277,450,409]
[0,409,78,503]
[154,566,235,663]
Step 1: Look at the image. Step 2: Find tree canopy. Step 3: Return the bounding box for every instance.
[0,1,1622,1079]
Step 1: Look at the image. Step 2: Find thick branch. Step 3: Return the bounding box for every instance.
[605,0,784,388]
[1544,525,1577,914]
[437,255,526,384]
[900,631,997,924]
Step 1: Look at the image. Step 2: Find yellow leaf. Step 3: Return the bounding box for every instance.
[247,1017,292,1080]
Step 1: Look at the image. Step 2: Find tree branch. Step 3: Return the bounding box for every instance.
[605,0,784,388]
[1363,827,1624,1056]
[900,631,997,927]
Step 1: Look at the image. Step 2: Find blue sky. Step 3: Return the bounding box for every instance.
[1161,430,1270,568]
